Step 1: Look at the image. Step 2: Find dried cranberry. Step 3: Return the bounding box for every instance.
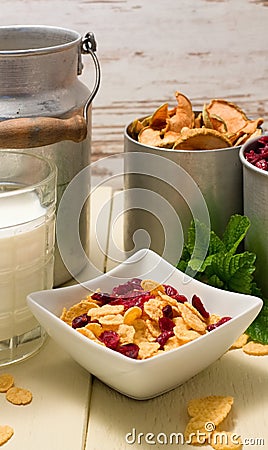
[164,284,187,302]
[72,313,89,329]
[255,159,268,171]
[192,294,210,319]
[173,294,187,303]
[112,278,142,297]
[258,136,268,145]
[109,293,152,310]
[162,304,173,319]
[164,284,178,297]
[91,292,117,305]
[207,316,232,332]
[156,330,174,349]
[244,136,268,172]
[130,278,142,287]
[99,330,120,350]
[159,316,175,332]
[117,343,139,359]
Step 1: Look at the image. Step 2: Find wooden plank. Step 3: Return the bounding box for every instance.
[89,186,114,275]
[1,338,91,450]
[86,350,268,449]
[105,190,125,272]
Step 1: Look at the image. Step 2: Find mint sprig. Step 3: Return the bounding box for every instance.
[177,214,267,344]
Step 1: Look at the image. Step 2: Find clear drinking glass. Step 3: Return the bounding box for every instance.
[0,151,57,365]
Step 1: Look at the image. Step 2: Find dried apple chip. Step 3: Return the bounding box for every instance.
[202,104,213,129]
[167,111,193,133]
[138,126,163,147]
[205,99,248,135]
[167,91,194,133]
[210,114,228,133]
[194,111,203,128]
[128,118,144,140]
[234,133,250,146]
[149,103,169,130]
[158,131,180,148]
[173,128,232,150]
[175,91,195,124]
[138,127,179,148]
[240,117,263,135]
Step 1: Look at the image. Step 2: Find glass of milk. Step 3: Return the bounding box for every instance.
[0,151,57,365]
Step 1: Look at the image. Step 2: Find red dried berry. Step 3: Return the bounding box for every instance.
[159,316,175,332]
[164,284,178,297]
[244,136,268,172]
[112,278,142,297]
[162,304,173,319]
[192,294,210,319]
[99,330,120,350]
[207,316,232,332]
[156,330,174,349]
[164,284,187,302]
[255,159,268,171]
[117,343,139,359]
[91,292,117,305]
[174,294,187,303]
[109,293,152,311]
[72,313,90,329]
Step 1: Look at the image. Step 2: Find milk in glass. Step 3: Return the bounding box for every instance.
[0,189,54,342]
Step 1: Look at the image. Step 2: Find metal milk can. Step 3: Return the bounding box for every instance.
[0,25,101,286]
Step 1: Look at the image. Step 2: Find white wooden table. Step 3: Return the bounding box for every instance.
[0,1,268,448]
[2,186,267,450]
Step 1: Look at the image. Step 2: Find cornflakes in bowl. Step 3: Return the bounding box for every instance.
[27,249,262,400]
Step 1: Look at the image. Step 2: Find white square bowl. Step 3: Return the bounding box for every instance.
[27,249,262,400]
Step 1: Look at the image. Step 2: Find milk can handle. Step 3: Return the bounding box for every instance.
[81,32,101,123]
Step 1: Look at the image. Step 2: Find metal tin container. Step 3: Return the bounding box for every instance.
[0,25,101,286]
[239,133,268,297]
[124,120,243,265]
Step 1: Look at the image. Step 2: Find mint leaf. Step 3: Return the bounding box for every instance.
[179,219,210,274]
[247,301,268,344]
[176,214,266,345]
[222,215,250,254]
[177,214,260,295]
[210,251,256,294]
[207,230,225,255]
[206,274,225,289]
